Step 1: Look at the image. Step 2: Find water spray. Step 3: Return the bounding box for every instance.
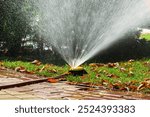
[35,0,150,68]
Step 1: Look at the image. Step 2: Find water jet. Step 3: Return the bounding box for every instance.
[33,0,150,68]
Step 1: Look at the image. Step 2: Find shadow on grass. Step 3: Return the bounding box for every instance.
[90,38,150,63]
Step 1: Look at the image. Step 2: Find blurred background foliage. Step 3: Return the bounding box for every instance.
[0,0,150,65]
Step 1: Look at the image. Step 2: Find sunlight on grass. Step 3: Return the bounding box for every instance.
[2,59,150,83]
[140,34,150,41]
[1,59,150,93]
[3,60,69,77]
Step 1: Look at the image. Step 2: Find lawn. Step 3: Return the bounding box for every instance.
[0,60,69,77]
[1,59,150,93]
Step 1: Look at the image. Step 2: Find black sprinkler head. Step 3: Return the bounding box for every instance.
[69,66,88,76]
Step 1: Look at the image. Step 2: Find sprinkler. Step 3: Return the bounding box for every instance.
[69,66,88,76]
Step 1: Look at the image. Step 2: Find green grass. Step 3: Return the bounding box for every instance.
[68,60,148,84]
[2,60,69,77]
[1,59,150,93]
[140,34,150,41]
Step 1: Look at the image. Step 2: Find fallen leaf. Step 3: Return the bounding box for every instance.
[14,66,34,74]
[31,60,41,65]
[89,63,105,67]
[15,67,21,72]
[15,66,26,72]
[128,59,135,62]
[112,83,121,90]
[129,68,133,71]
[63,72,71,75]
[101,79,109,86]
[137,79,150,91]
[48,69,57,73]
[31,60,39,64]
[137,84,145,91]
[128,71,134,77]
[120,67,127,72]
[96,74,101,78]
[125,80,138,86]
[39,66,46,72]
[58,77,66,81]
[25,70,35,74]
[102,70,109,74]
[129,85,137,91]
[111,81,125,90]
[114,62,120,68]
[107,62,119,68]
[90,67,99,73]
[80,75,86,79]
[47,78,58,83]
[107,74,119,78]
[19,69,26,73]
[120,87,129,91]
[143,62,150,70]
[107,63,116,68]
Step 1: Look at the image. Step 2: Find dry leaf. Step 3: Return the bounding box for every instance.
[48,69,57,73]
[137,84,145,91]
[80,75,87,79]
[101,79,109,86]
[14,66,34,74]
[31,60,39,64]
[39,66,46,72]
[128,59,135,62]
[19,67,26,72]
[120,87,129,91]
[47,78,58,83]
[112,83,120,90]
[25,70,35,74]
[114,62,120,68]
[15,66,26,72]
[143,62,150,70]
[125,81,137,86]
[129,67,133,71]
[107,62,119,68]
[107,74,119,78]
[102,70,109,74]
[129,85,137,91]
[137,79,150,90]
[15,67,21,72]
[96,74,101,78]
[89,63,105,67]
[107,63,116,68]
[19,69,26,73]
[128,71,134,77]
[120,67,127,72]
[31,60,41,65]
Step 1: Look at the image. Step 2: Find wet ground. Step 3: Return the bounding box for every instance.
[0,66,150,100]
